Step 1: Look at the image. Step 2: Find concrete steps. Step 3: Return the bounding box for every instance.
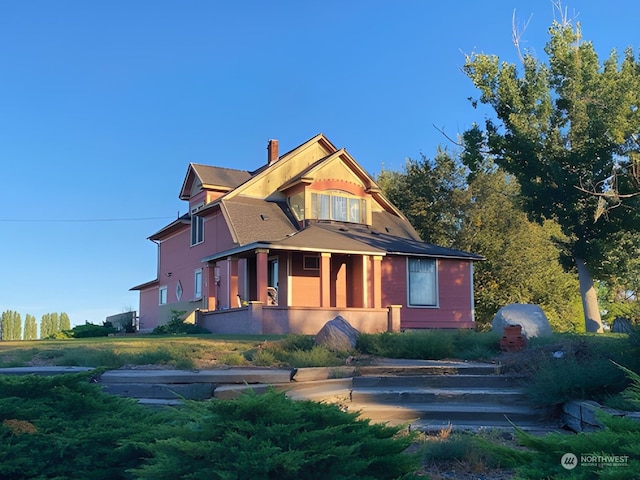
[0,361,559,433]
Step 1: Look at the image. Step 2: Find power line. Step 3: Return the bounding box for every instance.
[0,216,176,223]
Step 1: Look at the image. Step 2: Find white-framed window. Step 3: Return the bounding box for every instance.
[310,191,366,223]
[159,286,168,305]
[191,204,204,246]
[407,258,438,307]
[194,268,203,299]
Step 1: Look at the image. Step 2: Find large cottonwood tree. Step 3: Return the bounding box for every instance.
[462,13,640,332]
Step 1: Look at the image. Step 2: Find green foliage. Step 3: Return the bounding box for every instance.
[152,309,210,335]
[1,311,22,340]
[250,336,346,367]
[512,332,640,412]
[378,150,583,332]
[70,322,117,338]
[357,330,503,360]
[59,312,71,331]
[463,16,640,329]
[132,389,420,480]
[0,373,162,479]
[22,314,37,341]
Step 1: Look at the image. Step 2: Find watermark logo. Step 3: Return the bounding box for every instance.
[561,453,578,470]
[561,453,629,470]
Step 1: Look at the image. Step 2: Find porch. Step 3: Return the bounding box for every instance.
[196,303,402,335]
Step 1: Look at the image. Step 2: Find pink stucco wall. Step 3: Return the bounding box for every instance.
[381,256,475,329]
[139,210,236,328]
[137,285,159,331]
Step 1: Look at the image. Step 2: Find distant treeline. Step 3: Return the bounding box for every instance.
[0,311,71,340]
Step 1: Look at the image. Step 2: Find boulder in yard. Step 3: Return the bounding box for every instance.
[315,316,359,352]
[491,303,553,339]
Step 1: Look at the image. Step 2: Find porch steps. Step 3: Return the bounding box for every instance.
[0,361,560,433]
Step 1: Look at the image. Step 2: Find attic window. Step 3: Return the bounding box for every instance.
[310,192,366,223]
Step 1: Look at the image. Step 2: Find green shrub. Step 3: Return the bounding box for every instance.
[277,334,315,351]
[0,373,162,479]
[132,388,420,479]
[250,349,279,366]
[357,331,455,360]
[284,345,345,368]
[68,323,117,338]
[480,363,640,479]
[152,310,211,335]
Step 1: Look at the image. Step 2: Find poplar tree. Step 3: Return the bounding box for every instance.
[59,312,71,332]
[462,11,640,332]
[40,313,53,339]
[24,314,38,340]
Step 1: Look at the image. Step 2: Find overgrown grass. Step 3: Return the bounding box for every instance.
[413,427,513,478]
[357,330,501,360]
[499,329,640,413]
[0,335,284,369]
[245,335,347,368]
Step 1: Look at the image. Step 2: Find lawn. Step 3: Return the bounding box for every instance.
[0,334,286,370]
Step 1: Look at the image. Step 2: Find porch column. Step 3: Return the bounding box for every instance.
[256,249,269,305]
[206,263,217,311]
[320,252,331,307]
[228,257,239,308]
[372,255,383,309]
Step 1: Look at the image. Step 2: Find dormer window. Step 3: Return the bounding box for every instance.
[311,191,366,223]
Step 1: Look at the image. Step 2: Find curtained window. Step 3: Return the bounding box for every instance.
[407,258,437,306]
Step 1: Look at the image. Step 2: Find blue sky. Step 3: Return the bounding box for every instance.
[1,1,639,329]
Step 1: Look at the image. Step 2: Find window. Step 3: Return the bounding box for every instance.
[289,191,305,220]
[191,204,204,246]
[303,255,320,270]
[176,281,183,301]
[310,191,366,223]
[407,258,437,307]
[159,286,168,305]
[194,268,203,299]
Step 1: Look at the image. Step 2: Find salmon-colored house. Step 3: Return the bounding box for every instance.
[131,134,484,334]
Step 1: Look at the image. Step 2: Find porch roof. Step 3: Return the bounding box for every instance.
[201,221,484,263]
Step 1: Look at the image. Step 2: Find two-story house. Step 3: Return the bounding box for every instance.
[130,134,484,334]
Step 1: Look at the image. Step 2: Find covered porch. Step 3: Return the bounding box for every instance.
[196,303,401,335]
[198,239,397,334]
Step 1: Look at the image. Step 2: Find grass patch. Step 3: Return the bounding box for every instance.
[356,330,501,360]
[0,335,284,369]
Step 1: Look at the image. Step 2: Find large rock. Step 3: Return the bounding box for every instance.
[315,316,359,352]
[491,304,552,339]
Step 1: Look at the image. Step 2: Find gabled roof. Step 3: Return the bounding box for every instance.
[148,214,190,241]
[179,164,252,200]
[220,197,298,245]
[223,133,339,200]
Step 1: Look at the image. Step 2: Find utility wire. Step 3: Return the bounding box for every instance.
[0,216,176,223]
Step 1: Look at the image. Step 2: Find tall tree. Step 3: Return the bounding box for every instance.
[40,313,53,339]
[462,12,640,332]
[379,151,582,331]
[24,314,38,340]
[1,311,22,340]
[59,312,71,332]
[51,312,60,335]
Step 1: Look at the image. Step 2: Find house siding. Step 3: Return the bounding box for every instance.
[381,256,474,329]
[138,286,159,331]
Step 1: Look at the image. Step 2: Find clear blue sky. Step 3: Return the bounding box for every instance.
[1,1,638,329]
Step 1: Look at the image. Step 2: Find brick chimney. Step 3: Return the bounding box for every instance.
[267,139,279,165]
